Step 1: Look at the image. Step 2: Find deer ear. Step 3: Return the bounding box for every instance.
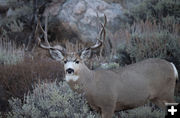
[49,49,64,61]
[80,48,92,60]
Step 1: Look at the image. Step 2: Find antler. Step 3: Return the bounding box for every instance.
[90,14,107,50]
[35,15,65,52]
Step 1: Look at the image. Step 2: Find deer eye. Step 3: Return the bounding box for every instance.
[64,60,67,64]
[75,60,79,64]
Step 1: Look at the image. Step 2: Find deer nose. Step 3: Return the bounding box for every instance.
[66,68,74,74]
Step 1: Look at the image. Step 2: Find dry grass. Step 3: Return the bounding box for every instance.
[0,55,64,112]
[125,20,179,62]
[0,38,24,65]
[111,19,180,65]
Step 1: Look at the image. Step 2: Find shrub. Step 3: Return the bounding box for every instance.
[0,38,24,65]
[111,0,180,68]
[127,30,179,62]
[0,57,64,112]
[7,81,99,118]
[5,80,165,118]
[116,20,180,64]
[118,105,165,118]
[127,0,180,23]
[99,62,119,69]
[0,0,31,46]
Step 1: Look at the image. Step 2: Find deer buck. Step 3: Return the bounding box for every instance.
[35,15,178,118]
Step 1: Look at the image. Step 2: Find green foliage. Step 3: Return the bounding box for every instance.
[7,81,99,118]
[128,0,180,23]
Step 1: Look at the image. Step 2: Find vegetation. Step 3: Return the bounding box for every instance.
[0,0,32,46]
[127,0,180,23]
[119,105,165,118]
[0,0,179,117]
[116,0,180,68]
[7,81,98,118]
[5,80,164,118]
[125,20,179,63]
[0,56,64,112]
[0,39,24,65]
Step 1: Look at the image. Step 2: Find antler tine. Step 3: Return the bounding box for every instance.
[35,15,66,52]
[100,14,106,42]
[35,17,50,48]
[37,15,50,47]
[90,14,107,49]
[97,14,107,40]
[90,24,105,49]
[44,15,50,47]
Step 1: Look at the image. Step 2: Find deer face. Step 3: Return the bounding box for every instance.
[35,14,106,81]
[64,54,80,75]
[49,49,92,76]
[48,48,92,82]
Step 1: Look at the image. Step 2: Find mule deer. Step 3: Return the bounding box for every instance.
[35,15,178,118]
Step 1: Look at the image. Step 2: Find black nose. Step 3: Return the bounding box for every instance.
[66,68,74,74]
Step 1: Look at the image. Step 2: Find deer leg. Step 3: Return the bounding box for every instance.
[151,99,166,110]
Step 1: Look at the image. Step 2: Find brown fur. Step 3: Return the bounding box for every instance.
[36,15,176,118]
[67,58,176,118]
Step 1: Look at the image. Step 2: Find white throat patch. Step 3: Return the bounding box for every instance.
[65,75,79,82]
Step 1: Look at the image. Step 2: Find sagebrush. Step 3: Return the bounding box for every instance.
[0,39,24,65]
[0,56,64,112]
[127,0,180,23]
[5,81,165,118]
[7,81,99,118]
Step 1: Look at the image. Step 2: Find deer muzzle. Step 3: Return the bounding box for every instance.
[66,68,74,74]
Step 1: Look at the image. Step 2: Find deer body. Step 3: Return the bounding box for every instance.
[36,15,178,118]
[65,58,177,118]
